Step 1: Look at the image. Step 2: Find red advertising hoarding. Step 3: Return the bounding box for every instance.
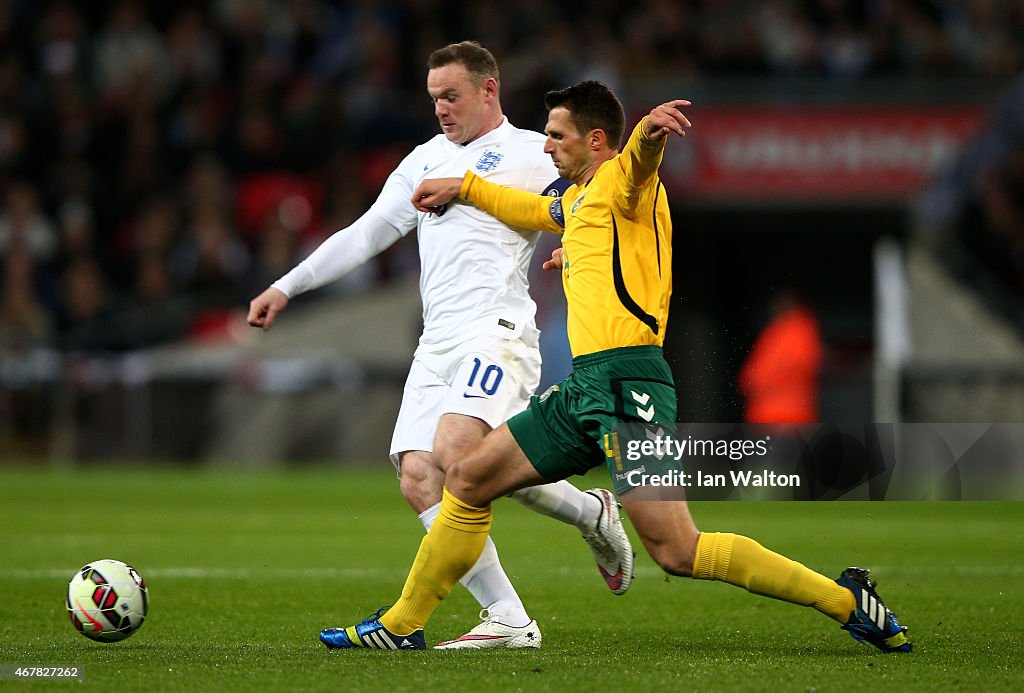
[662,106,986,202]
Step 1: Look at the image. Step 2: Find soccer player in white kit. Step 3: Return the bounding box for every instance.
[247,41,633,649]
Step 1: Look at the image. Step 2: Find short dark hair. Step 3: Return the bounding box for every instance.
[544,81,625,149]
[427,41,500,88]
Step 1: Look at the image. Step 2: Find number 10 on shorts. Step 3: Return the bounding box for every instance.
[465,357,503,397]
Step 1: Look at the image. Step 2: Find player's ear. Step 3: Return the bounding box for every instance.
[483,77,499,99]
[589,128,607,151]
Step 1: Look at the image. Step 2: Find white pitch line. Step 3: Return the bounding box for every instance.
[5,564,1024,581]
[1,567,389,580]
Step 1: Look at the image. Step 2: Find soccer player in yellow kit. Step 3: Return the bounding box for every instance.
[319,81,911,654]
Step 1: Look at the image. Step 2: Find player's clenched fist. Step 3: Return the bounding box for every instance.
[247,286,289,331]
[411,177,464,213]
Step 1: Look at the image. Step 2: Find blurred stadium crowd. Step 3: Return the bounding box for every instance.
[2,0,1024,357]
[918,69,1024,329]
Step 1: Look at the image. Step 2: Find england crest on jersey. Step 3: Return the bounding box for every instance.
[475,150,503,173]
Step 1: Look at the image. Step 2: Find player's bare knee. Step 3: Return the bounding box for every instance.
[429,443,461,476]
[442,459,473,496]
[443,458,491,507]
[432,415,489,473]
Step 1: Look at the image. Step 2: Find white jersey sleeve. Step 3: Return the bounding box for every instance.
[272,144,437,298]
[271,208,405,298]
[369,148,424,231]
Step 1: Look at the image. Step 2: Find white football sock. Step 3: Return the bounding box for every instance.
[418,502,531,628]
[509,480,601,532]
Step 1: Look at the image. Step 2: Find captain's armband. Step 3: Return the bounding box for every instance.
[549,197,566,228]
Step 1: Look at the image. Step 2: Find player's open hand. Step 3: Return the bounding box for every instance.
[247,286,289,331]
[412,177,464,214]
[644,100,692,141]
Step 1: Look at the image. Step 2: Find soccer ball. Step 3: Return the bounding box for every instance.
[66,559,148,642]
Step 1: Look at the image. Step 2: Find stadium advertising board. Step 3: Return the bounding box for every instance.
[664,106,985,202]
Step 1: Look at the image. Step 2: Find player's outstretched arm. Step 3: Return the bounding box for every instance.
[643,99,692,141]
[411,177,464,213]
[247,287,289,331]
[418,172,565,234]
[616,99,693,212]
[246,210,405,331]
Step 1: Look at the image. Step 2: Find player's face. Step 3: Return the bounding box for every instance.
[427,63,492,145]
[544,107,593,183]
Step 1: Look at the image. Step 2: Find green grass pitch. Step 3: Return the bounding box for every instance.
[1,466,1021,691]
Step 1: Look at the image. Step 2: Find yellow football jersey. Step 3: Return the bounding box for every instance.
[461,118,673,357]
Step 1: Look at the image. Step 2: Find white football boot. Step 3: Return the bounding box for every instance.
[433,611,542,650]
[581,488,635,595]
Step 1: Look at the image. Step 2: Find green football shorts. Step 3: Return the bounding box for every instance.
[507,345,677,495]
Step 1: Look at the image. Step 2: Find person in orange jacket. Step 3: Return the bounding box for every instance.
[739,288,824,424]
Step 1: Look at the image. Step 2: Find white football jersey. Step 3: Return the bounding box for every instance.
[371,118,559,351]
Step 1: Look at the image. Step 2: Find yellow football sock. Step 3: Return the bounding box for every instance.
[379,489,492,635]
[692,532,855,623]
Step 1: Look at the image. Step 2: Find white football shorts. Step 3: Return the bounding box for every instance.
[389,330,541,472]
